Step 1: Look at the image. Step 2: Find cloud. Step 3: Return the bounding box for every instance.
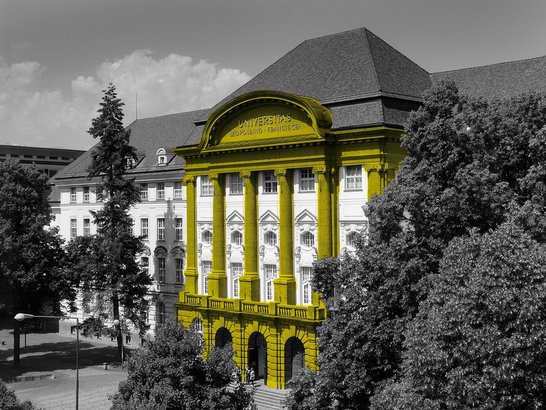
[0,50,250,149]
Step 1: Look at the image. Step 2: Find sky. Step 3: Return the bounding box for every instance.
[1,0,545,150]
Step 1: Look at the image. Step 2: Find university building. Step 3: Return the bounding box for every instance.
[51,27,546,388]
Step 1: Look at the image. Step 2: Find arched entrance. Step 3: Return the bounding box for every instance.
[284,337,305,383]
[248,332,267,381]
[215,327,232,348]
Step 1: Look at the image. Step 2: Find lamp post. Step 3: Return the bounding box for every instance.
[112,319,124,368]
[14,313,80,410]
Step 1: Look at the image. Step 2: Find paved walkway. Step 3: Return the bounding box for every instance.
[0,319,129,409]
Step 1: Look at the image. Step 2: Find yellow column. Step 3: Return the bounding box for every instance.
[366,163,383,200]
[239,170,260,301]
[208,173,227,297]
[313,166,332,259]
[182,175,198,293]
[273,168,296,305]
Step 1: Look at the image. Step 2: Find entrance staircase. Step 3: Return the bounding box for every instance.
[231,379,288,410]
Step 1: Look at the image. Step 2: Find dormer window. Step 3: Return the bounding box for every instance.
[156,148,167,166]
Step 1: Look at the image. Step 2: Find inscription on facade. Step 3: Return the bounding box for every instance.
[229,113,302,137]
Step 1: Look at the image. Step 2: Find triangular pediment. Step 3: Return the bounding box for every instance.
[295,209,317,224]
[259,210,279,224]
[227,210,244,223]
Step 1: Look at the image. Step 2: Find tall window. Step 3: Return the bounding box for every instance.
[70,188,77,203]
[264,231,277,246]
[175,258,184,284]
[263,171,277,193]
[202,230,212,244]
[301,231,315,247]
[345,166,363,190]
[174,181,183,199]
[157,302,165,324]
[229,173,243,195]
[70,219,77,239]
[83,219,91,236]
[231,231,243,246]
[301,266,313,305]
[158,257,166,283]
[201,176,214,196]
[346,231,359,248]
[83,187,90,202]
[157,218,165,241]
[141,256,149,276]
[231,262,243,298]
[175,218,183,241]
[140,218,149,239]
[202,261,212,294]
[157,182,165,200]
[299,169,315,192]
[264,264,277,301]
[140,184,148,200]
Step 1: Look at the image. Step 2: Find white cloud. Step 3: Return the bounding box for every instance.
[0,50,250,149]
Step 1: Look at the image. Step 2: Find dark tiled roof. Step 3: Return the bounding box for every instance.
[431,56,546,100]
[53,109,209,181]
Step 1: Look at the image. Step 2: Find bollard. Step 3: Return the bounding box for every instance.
[103,362,108,370]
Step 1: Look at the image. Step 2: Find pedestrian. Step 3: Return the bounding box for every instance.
[250,368,255,386]
[250,398,258,410]
[245,365,251,384]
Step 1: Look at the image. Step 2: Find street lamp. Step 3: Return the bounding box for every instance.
[112,319,124,367]
[14,313,80,410]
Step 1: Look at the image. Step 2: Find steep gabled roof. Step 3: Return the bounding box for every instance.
[431,56,546,100]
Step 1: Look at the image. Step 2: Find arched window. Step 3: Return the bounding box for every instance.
[156,148,167,166]
[202,230,212,244]
[346,232,359,248]
[231,231,243,246]
[191,317,203,333]
[264,231,277,246]
[301,231,314,247]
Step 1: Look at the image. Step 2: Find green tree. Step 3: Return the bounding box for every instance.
[287,82,546,409]
[0,380,38,410]
[0,160,71,314]
[372,222,546,409]
[73,83,150,358]
[110,320,252,410]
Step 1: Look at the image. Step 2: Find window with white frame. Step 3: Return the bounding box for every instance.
[301,231,315,247]
[157,148,167,166]
[70,188,77,203]
[141,256,149,276]
[157,183,165,199]
[174,181,183,199]
[202,261,212,294]
[231,262,243,298]
[70,218,77,239]
[202,230,212,244]
[175,218,183,241]
[229,173,243,195]
[346,231,359,248]
[83,187,90,202]
[175,258,184,284]
[264,231,277,246]
[157,218,165,241]
[201,176,214,196]
[301,266,313,305]
[140,218,148,239]
[345,166,363,190]
[140,184,148,200]
[231,231,243,246]
[83,219,91,236]
[263,171,277,193]
[264,264,277,301]
[157,302,165,323]
[158,257,166,283]
[191,317,203,333]
[299,169,315,192]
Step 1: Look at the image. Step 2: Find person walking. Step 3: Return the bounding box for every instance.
[245,365,251,384]
[250,368,255,386]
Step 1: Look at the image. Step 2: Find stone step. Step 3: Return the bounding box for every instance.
[235,380,288,410]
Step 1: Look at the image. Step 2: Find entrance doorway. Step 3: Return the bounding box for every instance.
[215,327,232,348]
[284,337,305,383]
[248,332,267,381]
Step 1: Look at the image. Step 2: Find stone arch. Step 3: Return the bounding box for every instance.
[284,337,305,383]
[215,327,233,348]
[248,331,268,382]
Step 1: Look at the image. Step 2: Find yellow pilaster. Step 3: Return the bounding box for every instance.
[274,168,296,305]
[208,173,227,297]
[239,170,260,301]
[366,164,383,200]
[182,175,198,293]
[313,166,332,259]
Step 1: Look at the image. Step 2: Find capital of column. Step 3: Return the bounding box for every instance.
[274,168,287,178]
[208,172,219,182]
[182,175,196,185]
[312,165,329,176]
[240,170,252,179]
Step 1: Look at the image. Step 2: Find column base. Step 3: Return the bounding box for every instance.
[207,271,227,298]
[239,275,260,301]
[183,269,198,294]
[274,277,296,305]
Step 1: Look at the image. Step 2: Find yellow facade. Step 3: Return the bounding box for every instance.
[175,91,403,388]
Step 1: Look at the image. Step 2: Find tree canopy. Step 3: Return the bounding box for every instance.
[0,160,70,314]
[285,81,546,409]
[110,320,252,410]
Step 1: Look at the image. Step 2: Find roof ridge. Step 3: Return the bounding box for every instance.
[432,55,546,75]
[301,26,367,44]
[136,108,210,122]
